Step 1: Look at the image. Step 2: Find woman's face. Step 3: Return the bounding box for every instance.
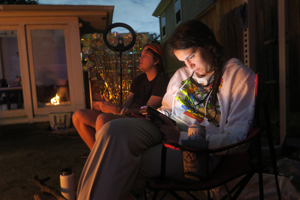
[138,47,157,72]
[174,46,214,78]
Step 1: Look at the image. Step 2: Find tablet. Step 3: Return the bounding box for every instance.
[140,105,177,126]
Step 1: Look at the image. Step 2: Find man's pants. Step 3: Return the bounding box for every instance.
[76,118,185,200]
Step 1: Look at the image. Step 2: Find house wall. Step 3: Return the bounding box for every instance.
[161,0,215,44]
[197,0,243,40]
[0,5,114,125]
[157,0,245,76]
[252,0,300,140]
[254,0,278,113]
[183,0,215,23]
[287,0,300,138]
[161,2,174,42]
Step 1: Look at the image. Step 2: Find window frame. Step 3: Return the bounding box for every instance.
[174,0,182,26]
[161,13,167,38]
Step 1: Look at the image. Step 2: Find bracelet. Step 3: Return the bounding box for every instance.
[116,106,122,115]
[118,106,128,115]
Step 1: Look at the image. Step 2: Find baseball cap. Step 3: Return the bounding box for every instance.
[144,44,165,60]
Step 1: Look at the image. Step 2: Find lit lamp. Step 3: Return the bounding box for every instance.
[103,23,136,105]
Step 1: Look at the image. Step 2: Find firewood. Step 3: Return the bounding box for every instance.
[31,176,67,200]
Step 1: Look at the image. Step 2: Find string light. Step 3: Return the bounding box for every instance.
[81,32,151,105]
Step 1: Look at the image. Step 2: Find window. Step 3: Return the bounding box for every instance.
[174,0,182,25]
[0,30,23,111]
[161,14,166,37]
[30,29,70,108]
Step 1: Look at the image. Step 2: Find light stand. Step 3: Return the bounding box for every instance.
[103,23,136,105]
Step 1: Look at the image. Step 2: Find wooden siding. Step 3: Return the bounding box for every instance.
[286,0,300,134]
[196,0,244,42]
[248,0,300,141]
[254,0,279,140]
[161,0,245,75]
[162,1,175,42]
[161,0,215,44]
[196,0,245,65]
[182,0,215,24]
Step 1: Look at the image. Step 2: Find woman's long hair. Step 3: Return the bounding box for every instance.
[168,20,224,107]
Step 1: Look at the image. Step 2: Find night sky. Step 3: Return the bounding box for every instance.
[39,0,161,35]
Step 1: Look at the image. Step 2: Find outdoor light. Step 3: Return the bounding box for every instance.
[103,22,136,52]
[103,23,136,105]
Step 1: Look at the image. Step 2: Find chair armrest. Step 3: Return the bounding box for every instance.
[163,127,262,154]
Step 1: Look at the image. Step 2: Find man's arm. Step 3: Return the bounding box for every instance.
[145,95,163,109]
[94,92,163,116]
[122,92,135,108]
[94,92,135,114]
[122,95,163,116]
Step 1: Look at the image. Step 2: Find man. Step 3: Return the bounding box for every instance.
[72,44,170,150]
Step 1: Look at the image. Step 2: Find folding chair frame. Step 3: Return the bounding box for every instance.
[145,74,281,200]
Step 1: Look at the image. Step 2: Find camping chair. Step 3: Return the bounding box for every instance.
[145,74,281,200]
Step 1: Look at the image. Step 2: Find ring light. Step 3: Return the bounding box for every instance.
[103,23,136,52]
[102,23,136,105]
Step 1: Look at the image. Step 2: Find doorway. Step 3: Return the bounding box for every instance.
[0,18,85,125]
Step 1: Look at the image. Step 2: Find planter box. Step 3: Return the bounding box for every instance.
[49,112,71,130]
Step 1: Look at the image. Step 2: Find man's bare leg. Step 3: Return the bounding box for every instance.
[72,109,102,150]
[95,113,128,132]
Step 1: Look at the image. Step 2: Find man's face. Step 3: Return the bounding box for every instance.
[138,47,157,72]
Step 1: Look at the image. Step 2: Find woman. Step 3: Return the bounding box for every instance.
[76,20,256,200]
[72,44,169,150]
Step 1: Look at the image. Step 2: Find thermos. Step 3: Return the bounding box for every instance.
[60,168,75,200]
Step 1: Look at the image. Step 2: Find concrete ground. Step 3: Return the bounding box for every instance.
[0,123,87,200]
[0,122,299,200]
[0,123,207,200]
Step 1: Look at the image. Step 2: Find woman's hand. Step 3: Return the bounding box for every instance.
[153,114,180,143]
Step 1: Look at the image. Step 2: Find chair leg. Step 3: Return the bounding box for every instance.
[263,89,281,200]
[168,190,184,200]
[258,172,264,200]
[266,132,282,200]
[266,136,281,199]
[151,190,159,200]
[257,135,264,200]
[159,191,168,200]
[185,191,198,200]
[221,172,254,200]
[223,184,233,200]
[273,173,281,200]
[144,189,148,200]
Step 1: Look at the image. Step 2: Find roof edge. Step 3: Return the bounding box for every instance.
[152,0,172,17]
[0,4,114,12]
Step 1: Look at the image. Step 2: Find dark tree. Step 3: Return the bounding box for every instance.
[148,32,161,44]
[0,0,38,4]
